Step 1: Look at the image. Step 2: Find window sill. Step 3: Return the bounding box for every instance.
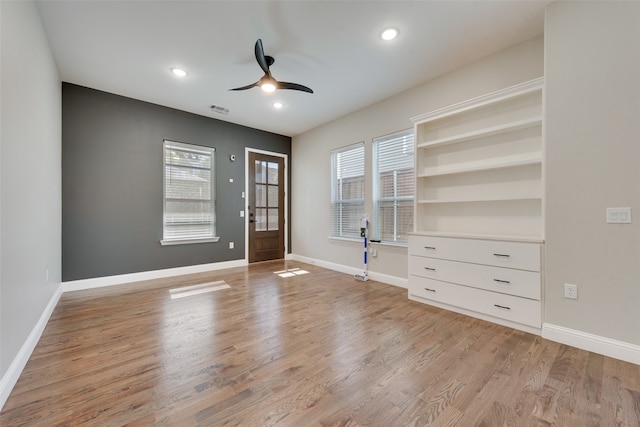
[327,236,408,248]
[328,236,361,243]
[370,240,408,249]
[161,237,220,246]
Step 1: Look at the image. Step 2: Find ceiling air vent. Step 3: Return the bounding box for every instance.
[210,105,230,115]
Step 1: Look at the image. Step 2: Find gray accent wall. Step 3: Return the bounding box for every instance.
[62,83,291,281]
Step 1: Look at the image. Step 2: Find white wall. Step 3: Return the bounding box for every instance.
[544,1,640,346]
[291,36,544,281]
[0,0,61,380]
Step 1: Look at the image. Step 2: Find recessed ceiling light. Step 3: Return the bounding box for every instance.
[273,102,283,109]
[381,28,398,41]
[170,67,188,77]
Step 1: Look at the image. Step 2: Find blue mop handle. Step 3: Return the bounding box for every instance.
[363,236,368,265]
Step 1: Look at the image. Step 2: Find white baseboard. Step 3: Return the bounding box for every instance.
[542,323,640,365]
[290,254,407,289]
[62,259,248,292]
[0,285,63,410]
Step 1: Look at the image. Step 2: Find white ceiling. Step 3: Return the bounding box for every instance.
[36,1,550,137]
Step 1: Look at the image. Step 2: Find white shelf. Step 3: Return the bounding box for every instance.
[417,152,541,178]
[411,77,543,241]
[417,194,541,204]
[417,117,542,149]
[409,231,544,244]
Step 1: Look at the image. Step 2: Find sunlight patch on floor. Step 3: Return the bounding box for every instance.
[169,280,230,299]
[274,268,309,278]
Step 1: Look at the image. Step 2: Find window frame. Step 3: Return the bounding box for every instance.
[330,142,365,240]
[372,129,415,245]
[161,140,219,246]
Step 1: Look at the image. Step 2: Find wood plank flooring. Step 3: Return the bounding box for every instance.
[1,260,639,426]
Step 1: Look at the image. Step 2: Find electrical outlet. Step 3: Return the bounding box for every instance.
[564,283,578,299]
[229,242,234,249]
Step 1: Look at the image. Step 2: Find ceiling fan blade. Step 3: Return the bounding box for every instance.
[229,82,259,91]
[254,39,270,74]
[277,81,314,94]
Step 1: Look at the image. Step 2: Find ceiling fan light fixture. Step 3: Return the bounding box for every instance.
[258,74,277,92]
[170,67,188,77]
[230,39,313,94]
[381,28,398,41]
[261,82,276,92]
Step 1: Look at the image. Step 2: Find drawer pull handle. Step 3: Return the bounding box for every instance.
[493,253,511,258]
[494,304,511,310]
[424,267,436,271]
[424,288,436,293]
[424,246,436,250]
[493,279,511,284]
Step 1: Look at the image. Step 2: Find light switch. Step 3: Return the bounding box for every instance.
[606,207,632,224]
[240,210,245,217]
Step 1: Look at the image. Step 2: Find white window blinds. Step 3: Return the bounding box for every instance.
[331,143,365,238]
[372,129,414,243]
[163,140,216,243]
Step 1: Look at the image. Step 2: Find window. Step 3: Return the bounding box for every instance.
[162,140,218,244]
[331,142,365,239]
[372,129,414,243]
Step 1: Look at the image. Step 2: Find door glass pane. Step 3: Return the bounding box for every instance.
[256,184,266,207]
[256,208,266,231]
[255,161,266,184]
[267,162,278,184]
[268,185,278,207]
[268,208,278,230]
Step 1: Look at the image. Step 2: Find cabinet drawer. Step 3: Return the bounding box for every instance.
[409,235,540,271]
[408,256,540,300]
[408,276,541,327]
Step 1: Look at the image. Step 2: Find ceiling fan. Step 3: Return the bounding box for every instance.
[230,39,313,94]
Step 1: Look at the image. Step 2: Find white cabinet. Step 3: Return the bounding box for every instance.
[408,79,544,333]
[408,235,542,332]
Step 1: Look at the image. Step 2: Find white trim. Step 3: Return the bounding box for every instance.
[62,259,247,292]
[0,285,63,410]
[244,148,289,261]
[327,235,409,249]
[410,77,544,124]
[542,323,640,366]
[368,271,408,289]
[160,236,220,246]
[290,254,407,289]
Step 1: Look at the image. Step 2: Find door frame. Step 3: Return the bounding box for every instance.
[244,148,289,262]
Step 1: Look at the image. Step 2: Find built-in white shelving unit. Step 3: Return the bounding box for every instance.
[408,78,544,333]
[412,78,544,239]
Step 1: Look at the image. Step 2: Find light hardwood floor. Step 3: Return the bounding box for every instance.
[1,260,639,426]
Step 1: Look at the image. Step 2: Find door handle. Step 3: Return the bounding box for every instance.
[249,219,255,223]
